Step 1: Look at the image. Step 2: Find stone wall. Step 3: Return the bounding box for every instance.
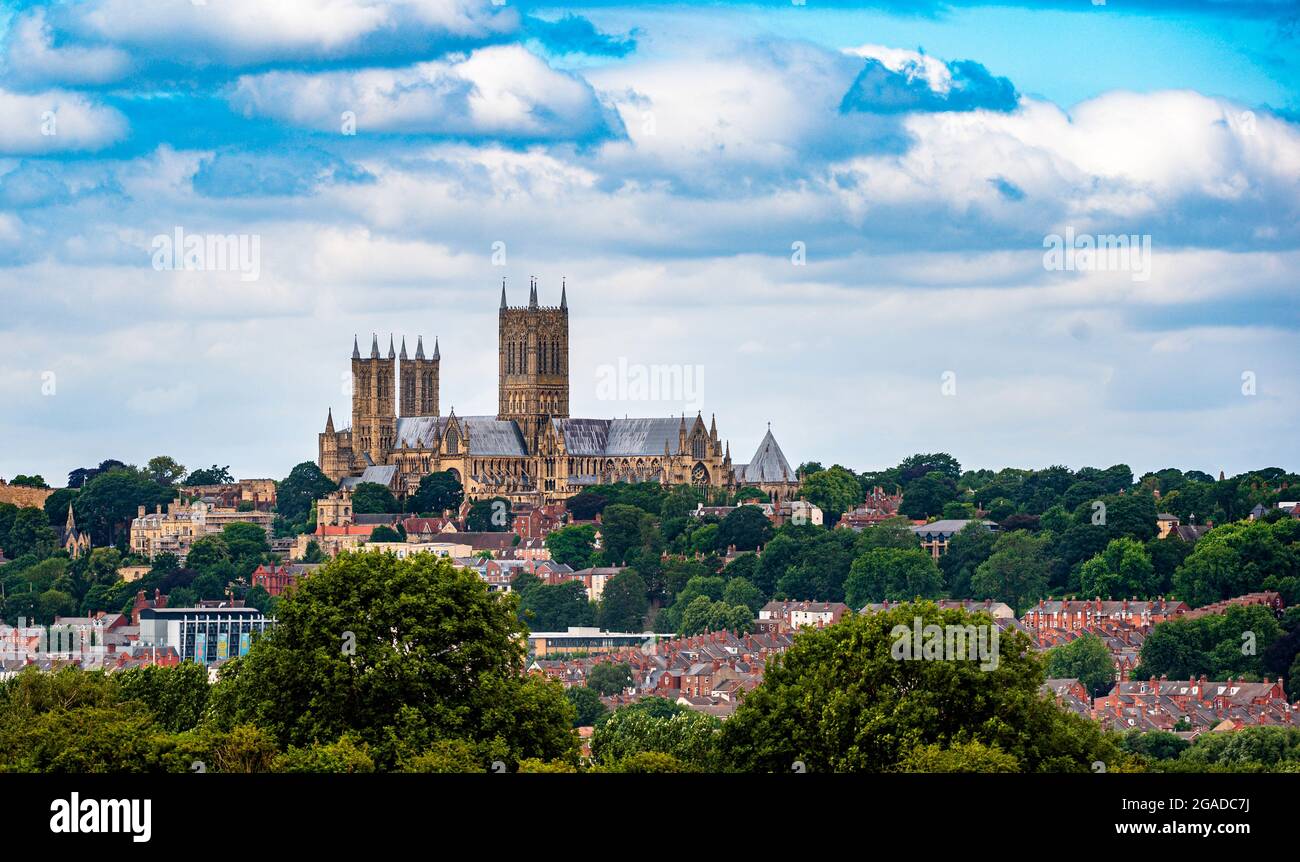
[0,483,55,509]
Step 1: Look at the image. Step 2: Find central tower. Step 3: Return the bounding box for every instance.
[498,277,569,449]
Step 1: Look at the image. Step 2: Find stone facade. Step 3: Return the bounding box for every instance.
[0,478,54,510]
[318,282,795,505]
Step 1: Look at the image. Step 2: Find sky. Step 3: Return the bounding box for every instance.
[0,0,1297,487]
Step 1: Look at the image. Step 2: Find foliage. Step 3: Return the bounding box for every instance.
[591,708,724,771]
[719,602,1119,772]
[844,547,943,607]
[895,740,1020,773]
[1045,634,1116,697]
[410,470,464,515]
[586,662,633,696]
[545,524,599,569]
[276,462,338,526]
[597,569,648,632]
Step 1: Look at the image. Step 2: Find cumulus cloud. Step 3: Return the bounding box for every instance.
[228,44,622,142]
[41,0,518,68]
[524,13,636,58]
[840,46,1018,114]
[0,88,127,155]
[1,8,132,88]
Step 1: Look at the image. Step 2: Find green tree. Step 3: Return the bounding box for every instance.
[845,547,943,608]
[799,466,862,524]
[1078,537,1156,599]
[5,507,59,559]
[76,468,175,546]
[601,504,655,564]
[369,525,403,543]
[276,462,338,526]
[591,708,723,771]
[565,686,609,727]
[720,603,1119,773]
[466,497,512,532]
[411,471,463,515]
[722,577,764,615]
[900,471,959,520]
[146,456,187,486]
[1045,634,1116,697]
[716,505,773,552]
[598,569,648,632]
[518,580,594,632]
[184,465,233,486]
[587,661,633,696]
[351,482,398,515]
[544,524,598,569]
[206,552,576,769]
[940,522,998,599]
[896,740,1020,773]
[971,531,1051,614]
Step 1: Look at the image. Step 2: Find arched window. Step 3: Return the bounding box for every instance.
[692,436,706,459]
[446,427,459,455]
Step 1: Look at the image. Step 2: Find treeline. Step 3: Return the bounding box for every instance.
[0,556,1127,774]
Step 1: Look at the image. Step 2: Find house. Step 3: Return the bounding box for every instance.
[838,487,904,531]
[1042,678,1092,717]
[251,563,323,597]
[759,600,848,630]
[911,519,998,558]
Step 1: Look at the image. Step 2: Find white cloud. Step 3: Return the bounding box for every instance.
[60,0,518,65]
[2,8,132,87]
[229,45,616,140]
[0,88,127,155]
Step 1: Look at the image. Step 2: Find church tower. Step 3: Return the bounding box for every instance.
[351,333,397,464]
[498,278,569,449]
[399,335,440,417]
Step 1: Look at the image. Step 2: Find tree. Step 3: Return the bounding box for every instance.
[10,475,49,489]
[897,453,962,484]
[586,662,633,696]
[184,465,233,486]
[1172,520,1300,607]
[565,686,608,727]
[1134,605,1283,681]
[76,468,175,545]
[940,522,998,599]
[799,466,862,524]
[369,526,404,543]
[466,497,512,532]
[565,491,609,521]
[1045,634,1116,697]
[185,536,230,573]
[276,462,338,526]
[145,456,187,486]
[722,577,764,615]
[5,507,59,559]
[598,569,648,632]
[845,547,943,608]
[971,531,1051,615]
[716,505,774,552]
[351,482,398,515]
[900,472,959,520]
[518,580,594,632]
[114,662,210,733]
[411,471,463,515]
[206,552,576,769]
[896,741,1020,773]
[720,603,1119,773]
[601,504,655,564]
[1078,538,1156,599]
[591,708,723,771]
[544,524,598,569]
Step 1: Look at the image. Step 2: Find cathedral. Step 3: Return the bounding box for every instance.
[318,280,798,505]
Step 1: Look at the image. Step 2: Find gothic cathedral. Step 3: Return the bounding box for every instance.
[318,280,799,504]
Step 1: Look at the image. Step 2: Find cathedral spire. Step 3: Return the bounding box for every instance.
[325,408,335,433]
[65,503,77,533]
[500,279,508,309]
[560,278,567,310]
[387,335,396,360]
[370,333,379,358]
[433,336,440,360]
[709,412,717,440]
[352,335,360,359]
[529,277,538,309]
[415,335,425,360]
[399,336,408,361]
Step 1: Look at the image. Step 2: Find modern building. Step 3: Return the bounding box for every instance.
[527,626,653,657]
[136,606,273,666]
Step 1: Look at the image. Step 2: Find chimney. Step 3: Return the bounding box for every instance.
[138,505,146,518]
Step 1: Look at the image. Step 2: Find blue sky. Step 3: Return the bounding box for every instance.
[0,0,1297,485]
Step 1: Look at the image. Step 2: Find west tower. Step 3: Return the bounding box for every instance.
[351,333,397,464]
[498,278,569,449]
[399,335,440,417]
